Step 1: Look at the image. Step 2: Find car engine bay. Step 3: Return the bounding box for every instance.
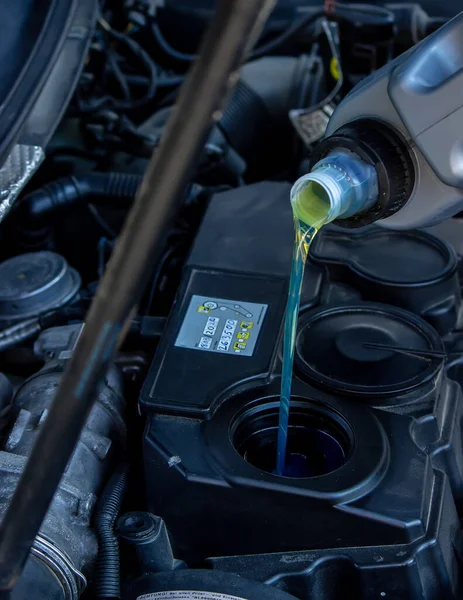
[0,1,462,599]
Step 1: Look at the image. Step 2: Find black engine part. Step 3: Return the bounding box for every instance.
[141,182,463,599]
[295,303,444,399]
[141,182,296,417]
[310,225,461,334]
[94,465,128,599]
[118,511,180,576]
[219,55,324,179]
[16,173,142,222]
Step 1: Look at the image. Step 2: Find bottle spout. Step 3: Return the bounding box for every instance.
[291,149,379,228]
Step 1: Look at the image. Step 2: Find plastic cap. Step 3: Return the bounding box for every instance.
[291,150,379,228]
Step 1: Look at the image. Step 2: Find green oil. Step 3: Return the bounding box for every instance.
[276,181,334,476]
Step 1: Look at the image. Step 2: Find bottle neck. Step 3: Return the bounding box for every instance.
[291,149,379,228]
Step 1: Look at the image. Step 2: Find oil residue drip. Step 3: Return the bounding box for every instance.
[277,182,333,476]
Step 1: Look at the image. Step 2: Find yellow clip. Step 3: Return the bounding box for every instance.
[330,57,341,81]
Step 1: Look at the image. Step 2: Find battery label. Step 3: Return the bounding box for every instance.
[175,295,267,357]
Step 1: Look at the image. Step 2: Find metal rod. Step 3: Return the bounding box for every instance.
[0,0,276,591]
[363,342,447,360]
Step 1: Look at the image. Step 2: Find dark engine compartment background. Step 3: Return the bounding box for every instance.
[0,2,461,599]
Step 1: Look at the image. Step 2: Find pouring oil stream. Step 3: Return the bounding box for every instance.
[276,182,333,476]
[276,150,379,476]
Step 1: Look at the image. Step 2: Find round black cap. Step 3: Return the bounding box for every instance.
[309,228,456,285]
[295,303,444,397]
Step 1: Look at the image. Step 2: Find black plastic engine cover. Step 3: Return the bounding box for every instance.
[140,182,320,417]
[310,226,462,334]
[141,182,463,600]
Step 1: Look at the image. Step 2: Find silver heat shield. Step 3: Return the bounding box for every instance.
[0,144,44,222]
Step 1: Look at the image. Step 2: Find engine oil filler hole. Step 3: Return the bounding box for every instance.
[231,399,353,478]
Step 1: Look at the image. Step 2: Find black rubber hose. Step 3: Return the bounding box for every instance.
[17,173,143,221]
[94,465,128,599]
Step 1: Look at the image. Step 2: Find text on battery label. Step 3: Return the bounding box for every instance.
[203,317,219,337]
[137,591,246,599]
[198,336,212,349]
[217,319,237,352]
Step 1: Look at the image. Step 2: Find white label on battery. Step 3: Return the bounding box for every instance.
[138,591,246,600]
[175,295,267,357]
[203,316,219,337]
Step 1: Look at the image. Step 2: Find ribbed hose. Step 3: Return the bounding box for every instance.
[18,173,143,221]
[94,465,128,599]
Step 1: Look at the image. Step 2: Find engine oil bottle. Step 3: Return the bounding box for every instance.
[310,10,463,230]
[277,152,379,474]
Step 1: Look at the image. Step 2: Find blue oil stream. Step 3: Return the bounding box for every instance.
[277,185,333,476]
